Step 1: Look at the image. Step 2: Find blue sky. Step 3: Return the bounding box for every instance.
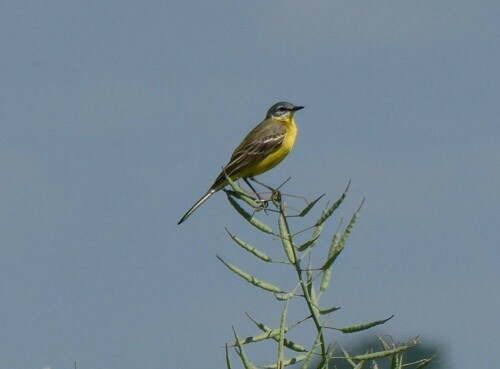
[1,1,499,368]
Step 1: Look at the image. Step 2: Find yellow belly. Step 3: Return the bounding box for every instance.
[237,119,297,178]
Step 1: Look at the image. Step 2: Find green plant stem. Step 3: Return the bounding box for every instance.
[279,202,327,358]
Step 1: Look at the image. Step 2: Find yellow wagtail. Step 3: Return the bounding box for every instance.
[177,101,304,225]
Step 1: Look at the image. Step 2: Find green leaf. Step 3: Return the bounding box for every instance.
[296,194,325,217]
[274,291,294,301]
[349,344,416,361]
[217,256,282,293]
[245,313,306,352]
[305,265,313,297]
[336,315,394,334]
[227,193,273,234]
[234,328,283,345]
[309,286,320,320]
[224,170,245,196]
[314,181,350,226]
[226,193,274,234]
[298,222,324,252]
[225,343,232,369]
[299,332,322,369]
[224,172,262,207]
[225,189,261,209]
[390,352,403,369]
[278,210,296,263]
[225,228,271,262]
[337,198,365,250]
[320,233,340,291]
[319,305,341,315]
[280,339,307,354]
[320,199,364,272]
[297,232,320,252]
[276,301,289,368]
[303,267,320,320]
[232,327,258,369]
[261,355,307,368]
[319,245,342,271]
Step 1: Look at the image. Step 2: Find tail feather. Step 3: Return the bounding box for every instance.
[177,189,217,225]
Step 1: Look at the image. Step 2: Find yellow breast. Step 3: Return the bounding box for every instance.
[244,119,297,177]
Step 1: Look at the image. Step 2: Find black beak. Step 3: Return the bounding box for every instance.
[292,106,304,111]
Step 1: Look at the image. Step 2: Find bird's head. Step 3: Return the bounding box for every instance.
[266,102,304,121]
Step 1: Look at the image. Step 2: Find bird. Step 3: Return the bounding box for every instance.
[177,101,304,225]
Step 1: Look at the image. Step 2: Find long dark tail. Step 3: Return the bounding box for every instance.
[177,189,217,225]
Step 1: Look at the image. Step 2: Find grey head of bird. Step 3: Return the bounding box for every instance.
[266,101,304,120]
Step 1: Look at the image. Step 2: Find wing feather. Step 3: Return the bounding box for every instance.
[210,120,286,190]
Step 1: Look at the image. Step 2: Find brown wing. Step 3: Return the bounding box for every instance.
[210,119,286,190]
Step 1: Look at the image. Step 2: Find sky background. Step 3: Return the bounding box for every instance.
[1,1,499,368]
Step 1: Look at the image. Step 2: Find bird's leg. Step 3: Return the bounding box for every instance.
[250,177,275,192]
[250,177,281,204]
[244,178,262,200]
[244,178,268,210]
